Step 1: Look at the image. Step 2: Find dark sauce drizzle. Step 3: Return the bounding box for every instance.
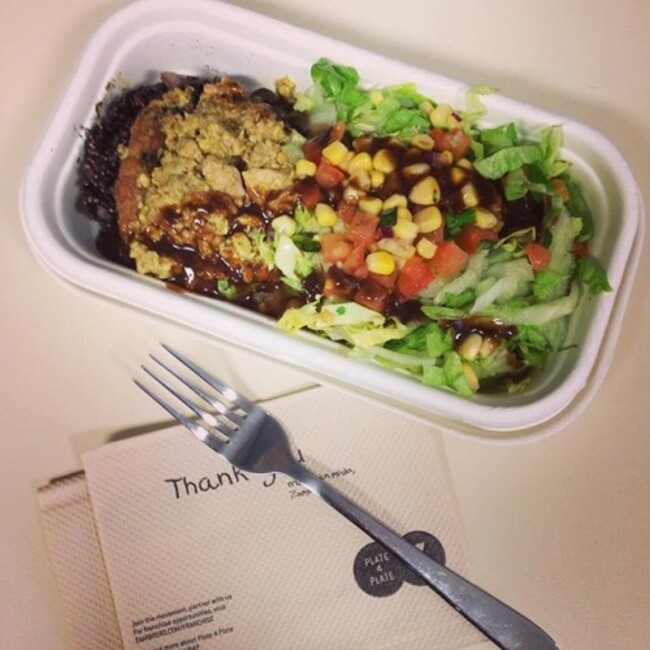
[78,76,542,389]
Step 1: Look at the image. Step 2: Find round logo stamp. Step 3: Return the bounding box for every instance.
[353,530,446,597]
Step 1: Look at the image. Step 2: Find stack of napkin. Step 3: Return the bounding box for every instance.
[38,386,487,649]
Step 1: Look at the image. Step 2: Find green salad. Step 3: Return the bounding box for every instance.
[274,59,611,395]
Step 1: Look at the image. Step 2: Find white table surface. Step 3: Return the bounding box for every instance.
[2,1,649,648]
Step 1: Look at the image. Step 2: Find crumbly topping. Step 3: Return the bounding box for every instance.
[114,78,296,284]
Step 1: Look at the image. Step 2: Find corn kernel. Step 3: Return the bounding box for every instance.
[480,337,498,358]
[413,206,443,233]
[377,238,416,260]
[366,251,396,275]
[315,202,338,227]
[474,207,498,229]
[322,141,349,166]
[343,184,366,203]
[438,150,454,165]
[416,238,437,260]
[271,215,297,237]
[456,157,473,170]
[382,193,408,211]
[462,362,480,392]
[403,162,431,177]
[397,207,413,221]
[332,217,347,235]
[409,176,441,205]
[295,158,317,177]
[370,170,385,188]
[372,148,397,173]
[460,182,480,208]
[411,133,434,151]
[447,114,462,130]
[459,333,484,362]
[429,102,453,128]
[393,219,419,242]
[337,150,355,172]
[450,166,466,185]
[348,151,373,174]
[350,169,372,190]
[358,197,383,216]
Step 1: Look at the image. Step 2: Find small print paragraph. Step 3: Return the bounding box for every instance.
[132,594,233,647]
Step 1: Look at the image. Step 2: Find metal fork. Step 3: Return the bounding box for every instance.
[134,344,558,650]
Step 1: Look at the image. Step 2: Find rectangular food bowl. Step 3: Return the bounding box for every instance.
[21,0,644,442]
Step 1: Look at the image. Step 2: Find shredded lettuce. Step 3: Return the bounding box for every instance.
[278,301,410,349]
[471,276,521,313]
[273,234,317,281]
[474,144,542,180]
[273,234,302,280]
[248,229,276,270]
[562,174,595,242]
[358,324,475,395]
[348,84,431,138]
[545,208,577,299]
[281,129,307,164]
[538,126,571,178]
[460,85,495,128]
[443,352,475,396]
[576,257,612,296]
[434,250,489,305]
[485,282,580,326]
[479,123,519,153]
[296,58,434,139]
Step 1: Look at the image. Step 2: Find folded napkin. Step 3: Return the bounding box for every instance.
[38,386,487,649]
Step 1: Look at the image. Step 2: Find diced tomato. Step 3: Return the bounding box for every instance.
[323,266,357,300]
[342,243,367,274]
[295,177,322,210]
[347,212,380,248]
[456,224,499,255]
[430,240,469,278]
[369,269,398,289]
[430,127,471,161]
[525,242,552,271]
[320,233,354,264]
[550,178,571,202]
[354,279,390,313]
[352,262,369,280]
[572,240,590,259]
[315,159,346,189]
[397,256,436,299]
[337,200,358,224]
[302,138,324,164]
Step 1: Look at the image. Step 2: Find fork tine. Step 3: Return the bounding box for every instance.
[149,354,244,429]
[140,365,237,439]
[133,379,225,453]
[161,344,256,411]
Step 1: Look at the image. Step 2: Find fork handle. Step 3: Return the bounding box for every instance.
[290,464,557,650]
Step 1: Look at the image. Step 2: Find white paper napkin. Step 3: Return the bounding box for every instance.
[40,386,487,649]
